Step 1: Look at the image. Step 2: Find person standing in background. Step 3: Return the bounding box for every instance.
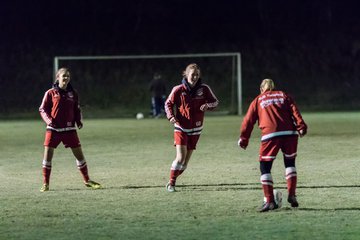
[149,73,166,118]
[39,68,101,192]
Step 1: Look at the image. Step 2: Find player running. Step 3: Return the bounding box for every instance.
[238,79,307,212]
[164,63,219,192]
[39,68,101,192]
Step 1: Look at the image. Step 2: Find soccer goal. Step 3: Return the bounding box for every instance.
[53,52,242,116]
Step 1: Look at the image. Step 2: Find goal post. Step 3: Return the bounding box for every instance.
[54,52,242,115]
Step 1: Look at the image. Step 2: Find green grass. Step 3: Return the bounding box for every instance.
[1,112,360,239]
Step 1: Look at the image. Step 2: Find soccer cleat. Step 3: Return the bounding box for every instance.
[259,202,278,212]
[287,195,299,207]
[166,182,176,192]
[84,180,102,189]
[40,184,49,192]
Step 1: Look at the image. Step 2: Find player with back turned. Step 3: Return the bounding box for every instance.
[238,79,307,212]
[39,68,101,192]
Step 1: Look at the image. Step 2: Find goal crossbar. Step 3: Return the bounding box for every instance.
[54,52,242,114]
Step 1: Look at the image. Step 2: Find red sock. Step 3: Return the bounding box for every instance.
[169,169,184,186]
[286,167,297,196]
[42,168,51,185]
[287,176,297,196]
[42,160,51,185]
[76,160,89,182]
[261,173,274,202]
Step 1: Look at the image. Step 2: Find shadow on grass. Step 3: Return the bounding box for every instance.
[61,183,360,192]
[298,185,360,189]
[119,183,360,191]
[295,207,360,211]
[119,182,260,190]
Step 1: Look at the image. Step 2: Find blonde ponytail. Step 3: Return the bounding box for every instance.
[260,79,275,93]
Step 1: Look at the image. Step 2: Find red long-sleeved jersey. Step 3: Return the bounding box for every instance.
[39,84,82,132]
[165,80,218,133]
[240,90,307,142]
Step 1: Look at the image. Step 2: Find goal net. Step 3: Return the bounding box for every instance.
[54,53,242,117]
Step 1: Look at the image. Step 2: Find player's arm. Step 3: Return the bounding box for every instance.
[200,85,219,112]
[39,91,54,126]
[287,95,307,137]
[74,91,83,129]
[238,99,258,149]
[165,87,177,123]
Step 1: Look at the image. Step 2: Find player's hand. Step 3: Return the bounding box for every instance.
[298,129,306,137]
[169,117,177,124]
[238,138,248,149]
[200,104,209,112]
[77,122,83,129]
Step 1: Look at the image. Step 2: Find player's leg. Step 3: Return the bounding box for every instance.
[167,133,199,192]
[64,131,101,189]
[41,130,60,192]
[182,149,193,170]
[71,146,88,182]
[260,160,274,202]
[41,146,54,192]
[258,139,280,211]
[70,147,101,189]
[167,130,190,192]
[167,145,187,192]
[181,134,199,170]
[282,136,299,207]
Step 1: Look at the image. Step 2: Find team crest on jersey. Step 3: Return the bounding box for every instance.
[196,88,203,96]
[67,92,74,98]
[196,121,202,126]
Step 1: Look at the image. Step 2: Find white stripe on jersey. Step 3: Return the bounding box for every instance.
[202,83,219,108]
[261,130,297,141]
[39,90,53,125]
[46,126,77,132]
[174,130,201,136]
[174,123,203,135]
[165,85,182,119]
[284,152,297,158]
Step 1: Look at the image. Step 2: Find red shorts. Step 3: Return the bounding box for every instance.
[44,130,81,148]
[174,131,200,150]
[259,135,298,162]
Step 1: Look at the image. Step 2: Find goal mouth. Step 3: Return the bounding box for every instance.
[54,52,242,117]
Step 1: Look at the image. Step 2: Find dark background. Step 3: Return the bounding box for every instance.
[1,0,360,117]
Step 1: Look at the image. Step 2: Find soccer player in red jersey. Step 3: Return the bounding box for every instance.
[164,63,219,192]
[238,79,307,212]
[39,68,101,192]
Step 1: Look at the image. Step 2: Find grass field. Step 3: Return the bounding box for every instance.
[1,112,360,240]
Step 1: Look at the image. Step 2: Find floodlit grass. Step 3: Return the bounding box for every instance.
[1,112,360,239]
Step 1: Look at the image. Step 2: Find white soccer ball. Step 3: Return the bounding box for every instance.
[264,189,282,208]
[136,112,144,120]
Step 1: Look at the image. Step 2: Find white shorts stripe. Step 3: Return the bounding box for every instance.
[174,124,203,132]
[284,152,297,158]
[260,155,276,160]
[174,123,203,135]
